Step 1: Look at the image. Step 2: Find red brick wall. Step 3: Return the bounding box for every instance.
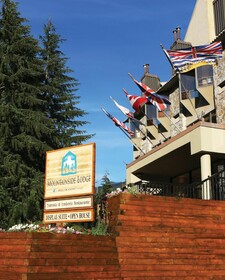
[1,193,225,279]
[0,232,121,280]
[108,193,225,279]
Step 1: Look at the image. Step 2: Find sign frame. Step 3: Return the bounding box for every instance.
[44,143,96,199]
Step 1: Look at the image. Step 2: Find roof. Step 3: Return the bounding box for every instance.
[156,74,179,96]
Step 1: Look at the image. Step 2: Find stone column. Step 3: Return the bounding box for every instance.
[200,154,211,200]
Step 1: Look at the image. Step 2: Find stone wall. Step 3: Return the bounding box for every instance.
[214,54,225,124]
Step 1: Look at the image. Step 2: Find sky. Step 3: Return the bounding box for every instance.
[15,0,196,185]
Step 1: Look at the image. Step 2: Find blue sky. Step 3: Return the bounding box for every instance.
[16,0,196,185]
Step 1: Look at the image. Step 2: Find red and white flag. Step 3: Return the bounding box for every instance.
[128,73,170,111]
[123,88,148,113]
[101,107,134,137]
[110,96,134,119]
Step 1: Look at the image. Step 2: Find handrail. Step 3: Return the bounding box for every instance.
[130,170,225,200]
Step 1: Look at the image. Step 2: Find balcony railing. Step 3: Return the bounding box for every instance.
[132,170,225,200]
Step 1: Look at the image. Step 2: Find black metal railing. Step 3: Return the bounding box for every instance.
[132,170,225,200]
[199,169,225,200]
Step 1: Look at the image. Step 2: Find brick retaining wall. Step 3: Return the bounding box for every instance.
[1,193,225,279]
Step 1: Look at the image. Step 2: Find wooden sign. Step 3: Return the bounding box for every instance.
[44,143,95,199]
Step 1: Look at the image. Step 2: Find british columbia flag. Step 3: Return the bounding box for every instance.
[165,41,223,72]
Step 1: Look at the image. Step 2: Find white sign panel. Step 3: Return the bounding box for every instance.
[43,209,94,223]
[44,196,93,211]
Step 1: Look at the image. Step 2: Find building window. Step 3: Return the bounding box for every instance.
[130,119,141,137]
[197,65,213,87]
[180,70,196,99]
[213,0,225,36]
[146,103,157,120]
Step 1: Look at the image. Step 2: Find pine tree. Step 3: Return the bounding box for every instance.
[100,171,113,196]
[39,20,93,147]
[0,0,59,227]
[96,172,113,223]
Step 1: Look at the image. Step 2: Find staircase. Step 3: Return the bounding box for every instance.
[107,193,225,279]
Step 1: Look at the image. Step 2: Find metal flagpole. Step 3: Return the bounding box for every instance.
[134,112,162,141]
[122,88,168,141]
[109,96,154,145]
[177,73,200,119]
[130,118,154,146]
[160,43,175,70]
[100,106,145,156]
[160,109,181,132]
[127,73,180,135]
[139,107,168,140]
[118,125,145,156]
[160,43,200,119]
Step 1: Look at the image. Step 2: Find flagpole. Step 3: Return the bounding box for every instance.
[160,43,200,119]
[139,107,168,140]
[160,43,176,71]
[122,88,168,141]
[127,73,178,136]
[160,109,182,132]
[128,72,135,80]
[177,73,200,119]
[109,96,154,146]
[101,106,145,156]
[118,125,145,156]
[130,118,154,146]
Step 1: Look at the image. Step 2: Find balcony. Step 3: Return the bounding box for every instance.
[131,169,225,200]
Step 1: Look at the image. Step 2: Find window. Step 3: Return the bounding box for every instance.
[130,119,140,137]
[213,0,225,36]
[146,103,157,120]
[180,70,196,99]
[197,65,213,87]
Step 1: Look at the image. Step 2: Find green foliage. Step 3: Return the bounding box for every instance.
[100,171,113,196]
[39,20,93,147]
[0,0,93,228]
[94,172,113,223]
[88,222,108,236]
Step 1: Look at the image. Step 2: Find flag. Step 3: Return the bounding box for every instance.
[128,73,170,111]
[101,107,134,137]
[128,73,155,97]
[110,96,134,119]
[164,41,223,73]
[123,88,148,113]
[147,93,170,111]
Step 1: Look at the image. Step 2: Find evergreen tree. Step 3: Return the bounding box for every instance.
[96,172,113,223]
[0,0,59,227]
[100,171,113,196]
[39,20,93,147]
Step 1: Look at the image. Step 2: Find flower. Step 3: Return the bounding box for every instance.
[106,187,123,199]
[105,185,137,199]
[7,223,82,234]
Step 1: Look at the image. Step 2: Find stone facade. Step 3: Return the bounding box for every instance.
[214,54,225,124]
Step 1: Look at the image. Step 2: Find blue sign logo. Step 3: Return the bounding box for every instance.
[61,151,77,176]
